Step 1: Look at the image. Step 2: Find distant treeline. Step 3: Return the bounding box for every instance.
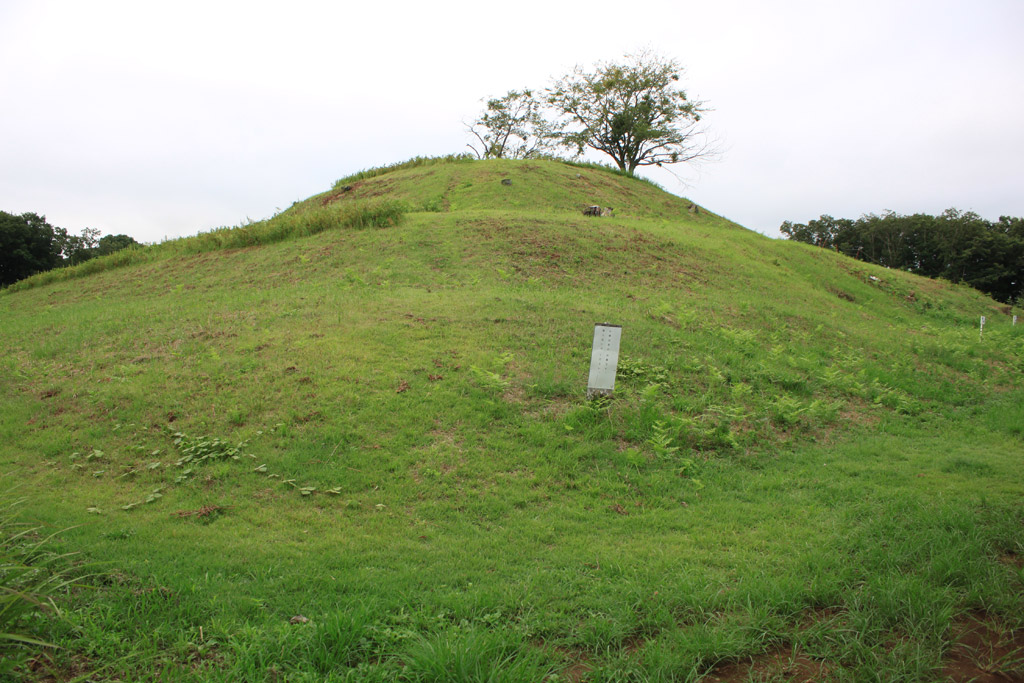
[1,211,139,287]
[780,209,1024,304]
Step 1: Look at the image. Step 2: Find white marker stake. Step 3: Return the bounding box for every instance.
[1014,315,1018,326]
[587,323,622,399]
[980,315,986,341]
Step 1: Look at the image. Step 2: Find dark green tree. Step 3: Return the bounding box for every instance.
[62,227,101,265]
[0,211,63,286]
[780,214,853,248]
[546,52,711,174]
[96,234,140,256]
[0,211,139,286]
[780,208,1024,304]
[61,230,138,265]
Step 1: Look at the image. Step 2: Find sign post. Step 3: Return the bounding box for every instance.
[980,315,986,341]
[587,323,621,399]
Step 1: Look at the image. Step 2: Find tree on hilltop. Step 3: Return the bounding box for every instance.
[468,52,715,175]
[546,52,713,174]
[466,89,552,160]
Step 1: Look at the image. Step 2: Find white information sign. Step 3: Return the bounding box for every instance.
[980,315,986,340]
[587,323,622,399]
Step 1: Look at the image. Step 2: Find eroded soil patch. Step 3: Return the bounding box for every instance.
[943,611,1024,682]
[704,648,829,683]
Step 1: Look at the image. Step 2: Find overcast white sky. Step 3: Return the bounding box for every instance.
[2,0,1022,242]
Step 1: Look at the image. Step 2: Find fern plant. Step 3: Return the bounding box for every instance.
[647,420,680,459]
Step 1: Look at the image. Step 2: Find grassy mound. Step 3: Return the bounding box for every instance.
[0,157,1022,681]
[315,156,700,219]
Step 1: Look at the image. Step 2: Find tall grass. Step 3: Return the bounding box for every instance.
[0,488,82,679]
[3,244,147,294]
[401,630,555,683]
[2,199,407,294]
[332,154,476,189]
[175,198,407,254]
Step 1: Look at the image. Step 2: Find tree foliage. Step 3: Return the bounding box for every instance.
[467,52,713,174]
[0,212,63,286]
[781,209,1024,304]
[96,233,140,256]
[546,52,711,174]
[466,89,551,160]
[0,211,139,286]
[62,227,101,265]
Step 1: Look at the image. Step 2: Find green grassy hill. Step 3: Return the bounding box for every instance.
[1,157,1022,682]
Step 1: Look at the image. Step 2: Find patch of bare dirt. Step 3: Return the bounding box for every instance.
[173,504,228,519]
[796,606,846,630]
[541,644,593,683]
[829,287,856,302]
[704,648,830,683]
[563,660,593,683]
[699,609,1024,682]
[943,611,1024,682]
[427,425,463,451]
[622,634,646,655]
[27,652,98,682]
[502,384,528,405]
[252,487,280,501]
[1000,551,1023,569]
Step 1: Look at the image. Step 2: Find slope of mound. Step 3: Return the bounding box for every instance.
[307,157,712,220]
[0,157,1022,681]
